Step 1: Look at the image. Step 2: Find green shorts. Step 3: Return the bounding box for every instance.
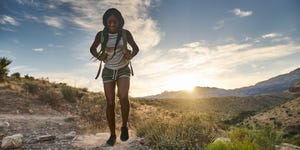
[102,66,131,83]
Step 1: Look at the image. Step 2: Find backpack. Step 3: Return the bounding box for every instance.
[95,29,134,79]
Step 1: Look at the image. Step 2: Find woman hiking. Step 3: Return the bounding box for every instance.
[90,8,139,146]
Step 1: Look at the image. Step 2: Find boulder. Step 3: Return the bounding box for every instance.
[1,133,23,149]
[276,143,300,150]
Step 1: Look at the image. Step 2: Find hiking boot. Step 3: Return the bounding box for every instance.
[120,126,129,141]
[106,134,116,146]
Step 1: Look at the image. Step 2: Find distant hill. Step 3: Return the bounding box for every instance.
[145,67,300,99]
[241,95,300,127]
[232,68,300,96]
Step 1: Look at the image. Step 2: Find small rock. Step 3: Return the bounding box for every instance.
[36,135,56,142]
[0,121,9,128]
[1,133,23,149]
[213,137,231,143]
[64,115,78,122]
[64,131,76,139]
[28,109,34,114]
[56,134,64,140]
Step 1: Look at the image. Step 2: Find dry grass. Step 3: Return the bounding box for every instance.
[1,75,300,148]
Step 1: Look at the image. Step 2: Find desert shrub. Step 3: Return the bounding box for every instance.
[205,140,259,150]
[274,120,283,128]
[11,72,21,79]
[24,74,34,80]
[38,89,64,107]
[137,113,216,149]
[77,95,107,128]
[22,82,40,95]
[206,126,282,150]
[282,125,300,146]
[253,126,282,149]
[61,86,79,103]
[224,111,256,125]
[81,87,88,92]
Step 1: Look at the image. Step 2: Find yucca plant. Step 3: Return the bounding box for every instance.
[0,57,12,82]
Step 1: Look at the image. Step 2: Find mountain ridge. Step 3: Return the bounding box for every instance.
[144,67,300,99]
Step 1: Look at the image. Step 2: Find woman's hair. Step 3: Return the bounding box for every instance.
[102,8,124,29]
[100,8,124,57]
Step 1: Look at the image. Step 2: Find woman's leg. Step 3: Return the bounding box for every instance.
[117,77,130,127]
[104,81,116,136]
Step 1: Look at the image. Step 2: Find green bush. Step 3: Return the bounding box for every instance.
[11,72,21,79]
[254,126,282,150]
[282,125,300,146]
[0,57,12,82]
[223,111,256,125]
[206,127,282,150]
[24,74,34,80]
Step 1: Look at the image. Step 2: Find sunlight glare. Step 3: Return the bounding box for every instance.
[165,74,198,92]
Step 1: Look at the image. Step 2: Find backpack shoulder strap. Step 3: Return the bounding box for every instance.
[100,31,104,44]
[122,29,134,76]
[95,31,104,80]
[122,29,128,50]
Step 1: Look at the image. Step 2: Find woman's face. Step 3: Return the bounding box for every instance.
[107,15,119,33]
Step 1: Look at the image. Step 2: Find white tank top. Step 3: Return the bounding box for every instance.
[104,33,129,70]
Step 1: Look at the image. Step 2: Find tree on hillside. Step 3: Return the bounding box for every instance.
[0,57,12,82]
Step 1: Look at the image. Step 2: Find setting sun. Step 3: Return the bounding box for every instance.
[164,74,199,92]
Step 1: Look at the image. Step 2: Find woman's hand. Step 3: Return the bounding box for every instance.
[124,52,132,60]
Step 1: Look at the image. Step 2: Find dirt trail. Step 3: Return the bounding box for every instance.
[0,114,147,150]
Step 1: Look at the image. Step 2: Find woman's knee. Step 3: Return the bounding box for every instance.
[118,92,128,100]
[106,99,115,108]
[119,96,129,106]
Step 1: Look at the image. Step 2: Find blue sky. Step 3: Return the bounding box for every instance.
[1,0,300,97]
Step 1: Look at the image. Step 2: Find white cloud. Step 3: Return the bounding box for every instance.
[44,16,63,29]
[24,14,39,21]
[57,0,161,51]
[0,15,20,26]
[48,4,57,9]
[33,48,44,52]
[216,43,252,52]
[212,44,299,67]
[262,33,281,39]
[184,42,201,48]
[262,33,293,43]
[271,36,292,43]
[232,8,253,17]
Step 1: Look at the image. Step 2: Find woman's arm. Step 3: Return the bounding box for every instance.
[126,30,139,59]
[90,31,101,58]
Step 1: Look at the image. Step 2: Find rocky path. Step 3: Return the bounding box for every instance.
[0,114,148,150]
